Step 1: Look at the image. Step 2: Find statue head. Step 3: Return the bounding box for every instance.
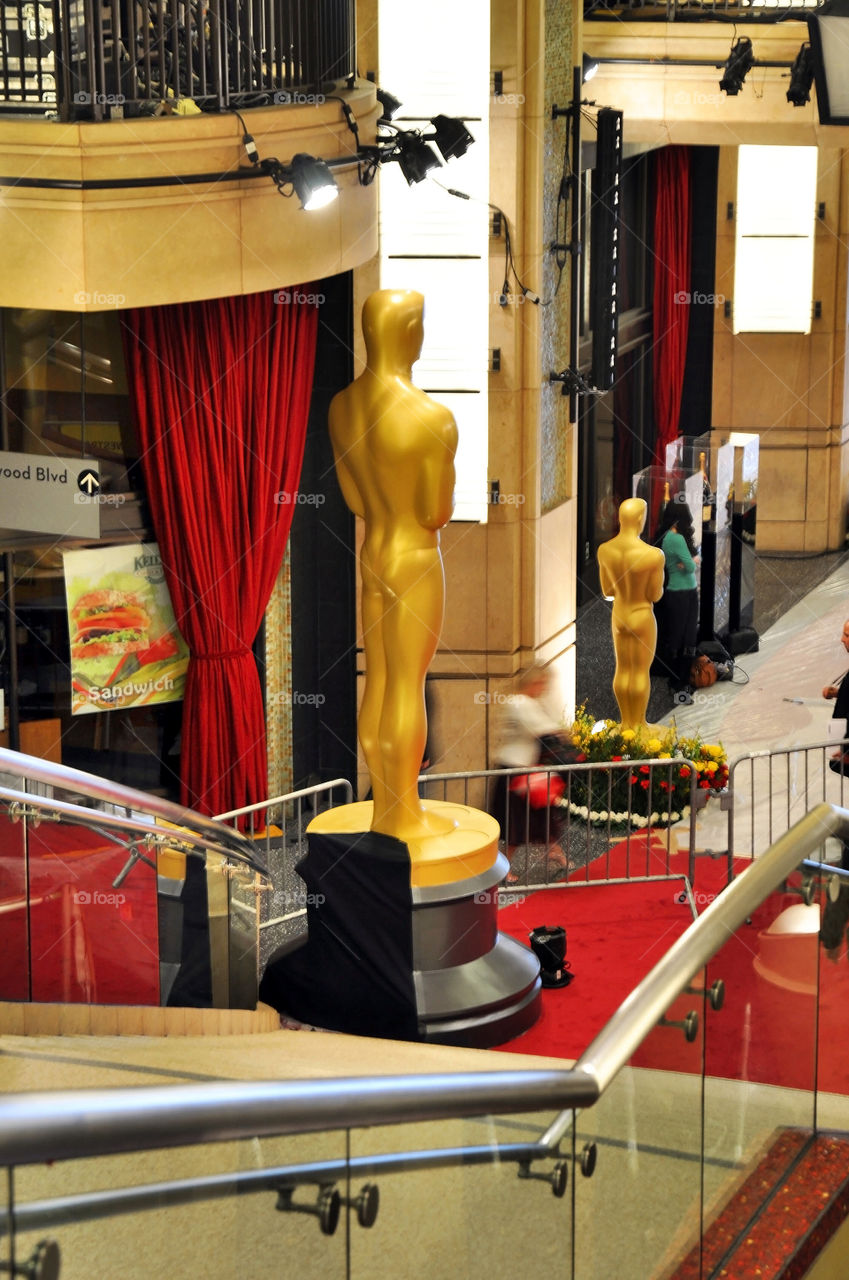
[618,497,647,534]
[362,290,425,370]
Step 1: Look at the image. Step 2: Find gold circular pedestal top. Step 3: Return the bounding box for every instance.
[306,800,501,888]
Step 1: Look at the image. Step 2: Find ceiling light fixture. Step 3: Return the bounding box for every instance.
[376,88,402,121]
[288,153,339,209]
[425,114,475,161]
[787,42,815,107]
[395,135,443,185]
[582,53,600,84]
[719,37,755,96]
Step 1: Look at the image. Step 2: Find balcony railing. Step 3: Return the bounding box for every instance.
[0,0,355,120]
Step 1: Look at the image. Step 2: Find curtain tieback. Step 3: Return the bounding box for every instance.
[193,648,252,661]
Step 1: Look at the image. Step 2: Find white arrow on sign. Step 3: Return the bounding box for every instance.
[78,468,100,495]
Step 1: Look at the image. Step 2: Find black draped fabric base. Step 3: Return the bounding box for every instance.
[259,829,419,1041]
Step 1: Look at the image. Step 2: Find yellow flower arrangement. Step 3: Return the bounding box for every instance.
[564,705,729,829]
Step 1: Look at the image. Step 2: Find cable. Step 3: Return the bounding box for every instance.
[433,181,552,307]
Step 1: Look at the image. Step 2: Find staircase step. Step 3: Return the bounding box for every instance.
[668,1129,849,1280]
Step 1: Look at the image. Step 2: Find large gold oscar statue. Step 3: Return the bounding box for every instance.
[597,497,665,731]
[310,288,499,885]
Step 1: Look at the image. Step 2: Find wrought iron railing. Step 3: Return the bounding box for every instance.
[0,0,355,120]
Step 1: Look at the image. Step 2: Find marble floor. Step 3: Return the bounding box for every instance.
[660,552,849,859]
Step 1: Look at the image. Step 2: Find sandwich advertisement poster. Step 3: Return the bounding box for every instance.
[63,544,190,715]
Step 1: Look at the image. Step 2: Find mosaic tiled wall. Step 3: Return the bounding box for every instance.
[540,0,574,513]
[264,548,293,798]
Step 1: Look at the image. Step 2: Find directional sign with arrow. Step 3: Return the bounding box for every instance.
[77,468,101,497]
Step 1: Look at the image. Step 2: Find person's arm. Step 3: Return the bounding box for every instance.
[665,530,696,574]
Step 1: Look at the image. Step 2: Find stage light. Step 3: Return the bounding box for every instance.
[376,88,402,121]
[719,37,755,96]
[787,43,815,106]
[395,135,442,185]
[582,53,600,83]
[807,0,849,125]
[289,154,338,209]
[427,114,475,161]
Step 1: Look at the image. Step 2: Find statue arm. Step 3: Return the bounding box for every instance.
[415,421,458,531]
[598,552,615,601]
[648,554,665,603]
[333,455,367,520]
[328,399,367,519]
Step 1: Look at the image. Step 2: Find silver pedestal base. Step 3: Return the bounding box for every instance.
[412,854,542,1048]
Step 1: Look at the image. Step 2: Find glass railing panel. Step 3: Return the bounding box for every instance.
[701,879,819,1267]
[349,1111,572,1280]
[812,867,849,1135]
[4,1131,349,1280]
[0,806,29,998]
[573,998,705,1279]
[25,813,160,1004]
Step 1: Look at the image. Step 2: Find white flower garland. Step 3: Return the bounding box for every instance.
[563,800,691,829]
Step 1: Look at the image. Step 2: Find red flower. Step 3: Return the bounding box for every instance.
[611,755,622,761]
[640,779,650,789]
[630,775,639,785]
[640,765,649,774]
[576,753,587,762]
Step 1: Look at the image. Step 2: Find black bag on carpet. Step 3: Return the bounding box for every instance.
[529,925,572,988]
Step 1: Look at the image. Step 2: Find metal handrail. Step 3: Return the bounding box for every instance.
[0,801,843,1177]
[0,784,267,878]
[214,779,354,824]
[0,746,268,877]
[0,1142,556,1235]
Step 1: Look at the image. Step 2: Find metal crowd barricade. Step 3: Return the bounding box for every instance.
[421,760,702,906]
[725,737,849,869]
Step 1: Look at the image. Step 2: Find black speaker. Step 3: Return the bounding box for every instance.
[590,108,624,391]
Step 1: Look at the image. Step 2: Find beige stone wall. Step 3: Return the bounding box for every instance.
[712,147,849,553]
[0,88,380,311]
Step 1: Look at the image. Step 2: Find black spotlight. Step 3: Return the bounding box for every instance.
[376,88,402,121]
[289,153,338,209]
[787,42,815,106]
[396,135,442,184]
[428,114,475,161]
[582,52,600,83]
[719,37,755,96]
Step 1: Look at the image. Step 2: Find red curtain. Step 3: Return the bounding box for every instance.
[652,146,692,466]
[122,291,319,817]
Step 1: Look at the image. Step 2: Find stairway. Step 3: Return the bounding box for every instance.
[668,1128,849,1279]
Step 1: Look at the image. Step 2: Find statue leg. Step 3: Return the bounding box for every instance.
[359,581,388,812]
[372,554,454,840]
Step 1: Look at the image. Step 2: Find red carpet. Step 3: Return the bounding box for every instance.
[497,833,849,1097]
